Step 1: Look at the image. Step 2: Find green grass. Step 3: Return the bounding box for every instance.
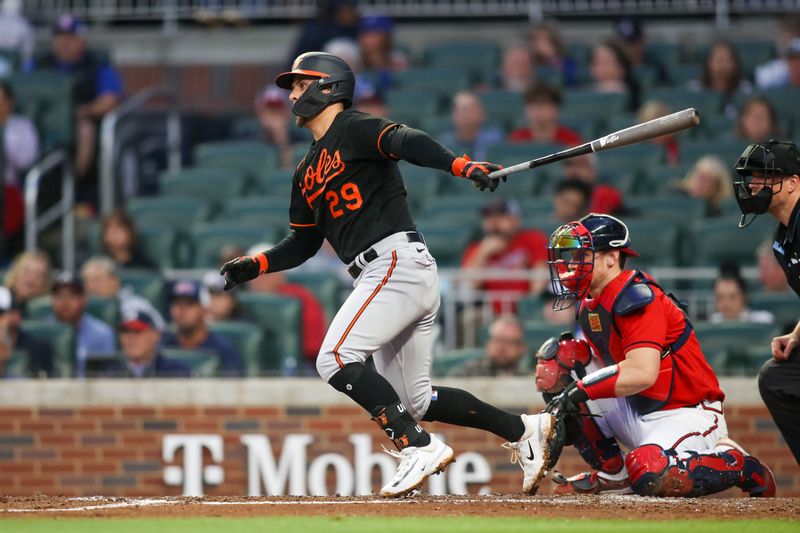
[0,518,797,533]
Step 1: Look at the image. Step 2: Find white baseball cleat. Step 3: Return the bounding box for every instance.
[379,434,455,498]
[502,413,557,495]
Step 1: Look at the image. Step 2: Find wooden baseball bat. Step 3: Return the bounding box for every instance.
[488,108,701,180]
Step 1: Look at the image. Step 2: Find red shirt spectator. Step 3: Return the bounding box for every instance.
[277,283,326,364]
[461,199,548,313]
[562,154,624,215]
[508,83,582,147]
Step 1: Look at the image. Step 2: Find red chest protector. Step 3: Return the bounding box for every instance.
[578,270,694,415]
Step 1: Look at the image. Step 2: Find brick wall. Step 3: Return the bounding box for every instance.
[1,404,797,497]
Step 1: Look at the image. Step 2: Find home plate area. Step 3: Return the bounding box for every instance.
[1,495,799,519]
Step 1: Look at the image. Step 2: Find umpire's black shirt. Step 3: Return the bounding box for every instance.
[773,197,800,297]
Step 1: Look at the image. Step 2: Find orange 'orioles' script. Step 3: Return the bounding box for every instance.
[302,148,346,205]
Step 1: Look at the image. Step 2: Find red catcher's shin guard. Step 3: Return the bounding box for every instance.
[572,404,625,474]
[626,444,747,497]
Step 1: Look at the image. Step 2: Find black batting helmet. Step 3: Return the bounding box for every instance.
[733,140,800,227]
[275,52,355,119]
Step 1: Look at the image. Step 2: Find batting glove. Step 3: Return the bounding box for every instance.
[219,253,268,291]
[451,155,504,192]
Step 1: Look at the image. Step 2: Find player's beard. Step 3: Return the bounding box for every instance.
[295,115,307,128]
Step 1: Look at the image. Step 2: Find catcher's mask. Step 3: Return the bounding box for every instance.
[547,213,639,310]
[275,52,355,120]
[733,140,800,227]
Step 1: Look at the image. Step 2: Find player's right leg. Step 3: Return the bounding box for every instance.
[315,247,453,497]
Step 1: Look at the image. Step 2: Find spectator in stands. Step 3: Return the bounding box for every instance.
[254,85,297,170]
[614,17,670,85]
[100,209,155,270]
[735,96,780,144]
[4,249,52,312]
[80,256,153,312]
[37,14,123,192]
[461,198,548,309]
[104,305,190,378]
[0,0,34,73]
[497,44,534,93]
[637,100,680,166]
[710,268,774,325]
[161,278,244,377]
[439,91,503,161]
[785,39,800,89]
[692,40,752,118]
[508,83,581,146]
[757,240,790,293]
[202,271,250,323]
[528,22,578,87]
[0,286,55,378]
[289,0,359,65]
[561,153,624,215]
[590,40,640,112]
[246,243,326,367]
[48,271,115,378]
[672,155,733,217]
[448,314,527,377]
[553,178,592,224]
[358,15,406,94]
[0,81,39,253]
[755,16,800,89]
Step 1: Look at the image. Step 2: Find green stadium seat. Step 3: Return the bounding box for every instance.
[24,296,51,320]
[386,89,442,123]
[693,322,774,373]
[3,350,31,378]
[647,164,693,194]
[521,197,558,218]
[566,43,591,65]
[558,114,598,141]
[397,162,443,211]
[19,321,75,377]
[189,223,272,269]
[160,168,248,211]
[236,293,302,374]
[193,141,279,181]
[425,42,500,80]
[415,220,477,268]
[520,214,559,236]
[292,144,310,166]
[86,297,119,326]
[562,92,627,123]
[715,345,771,376]
[624,219,682,268]
[393,67,469,98]
[679,140,746,168]
[256,168,294,198]
[644,43,683,70]
[127,196,212,231]
[160,348,219,378]
[479,90,525,130]
[689,217,773,266]
[434,347,485,377]
[208,321,264,377]
[9,71,73,150]
[517,294,545,321]
[119,269,167,314]
[749,292,800,328]
[420,194,492,221]
[625,197,706,225]
[733,41,776,76]
[218,196,290,238]
[286,271,341,320]
[523,321,571,352]
[136,223,181,269]
[666,64,702,85]
[646,89,721,118]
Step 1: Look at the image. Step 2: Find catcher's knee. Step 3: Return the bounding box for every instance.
[626,444,674,496]
[573,414,625,474]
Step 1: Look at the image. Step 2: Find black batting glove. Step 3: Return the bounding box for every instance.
[451,155,504,192]
[219,253,267,291]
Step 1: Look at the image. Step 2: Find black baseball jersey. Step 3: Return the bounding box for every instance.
[772,198,800,297]
[289,109,416,264]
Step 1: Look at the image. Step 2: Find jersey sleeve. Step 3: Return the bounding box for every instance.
[616,297,668,355]
[289,169,317,229]
[346,113,399,161]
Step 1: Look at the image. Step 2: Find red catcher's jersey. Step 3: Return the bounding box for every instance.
[579,270,724,411]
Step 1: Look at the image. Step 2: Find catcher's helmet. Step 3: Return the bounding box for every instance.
[733,140,800,227]
[547,214,638,310]
[275,52,355,119]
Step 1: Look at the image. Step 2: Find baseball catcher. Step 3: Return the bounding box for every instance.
[533,213,776,497]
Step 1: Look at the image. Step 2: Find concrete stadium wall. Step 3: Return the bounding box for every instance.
[0,378,797,497]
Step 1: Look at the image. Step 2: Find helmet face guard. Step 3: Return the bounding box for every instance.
[291,72,354,119]
[547,222,595,311]
[734,142,793,227]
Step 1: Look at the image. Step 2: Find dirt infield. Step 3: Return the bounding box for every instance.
[1,495,799,520]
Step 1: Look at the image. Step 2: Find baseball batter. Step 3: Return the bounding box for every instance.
[220,52,556,497]
[533,213,776,497]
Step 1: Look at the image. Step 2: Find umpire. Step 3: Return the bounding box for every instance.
[733,140,800,465]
